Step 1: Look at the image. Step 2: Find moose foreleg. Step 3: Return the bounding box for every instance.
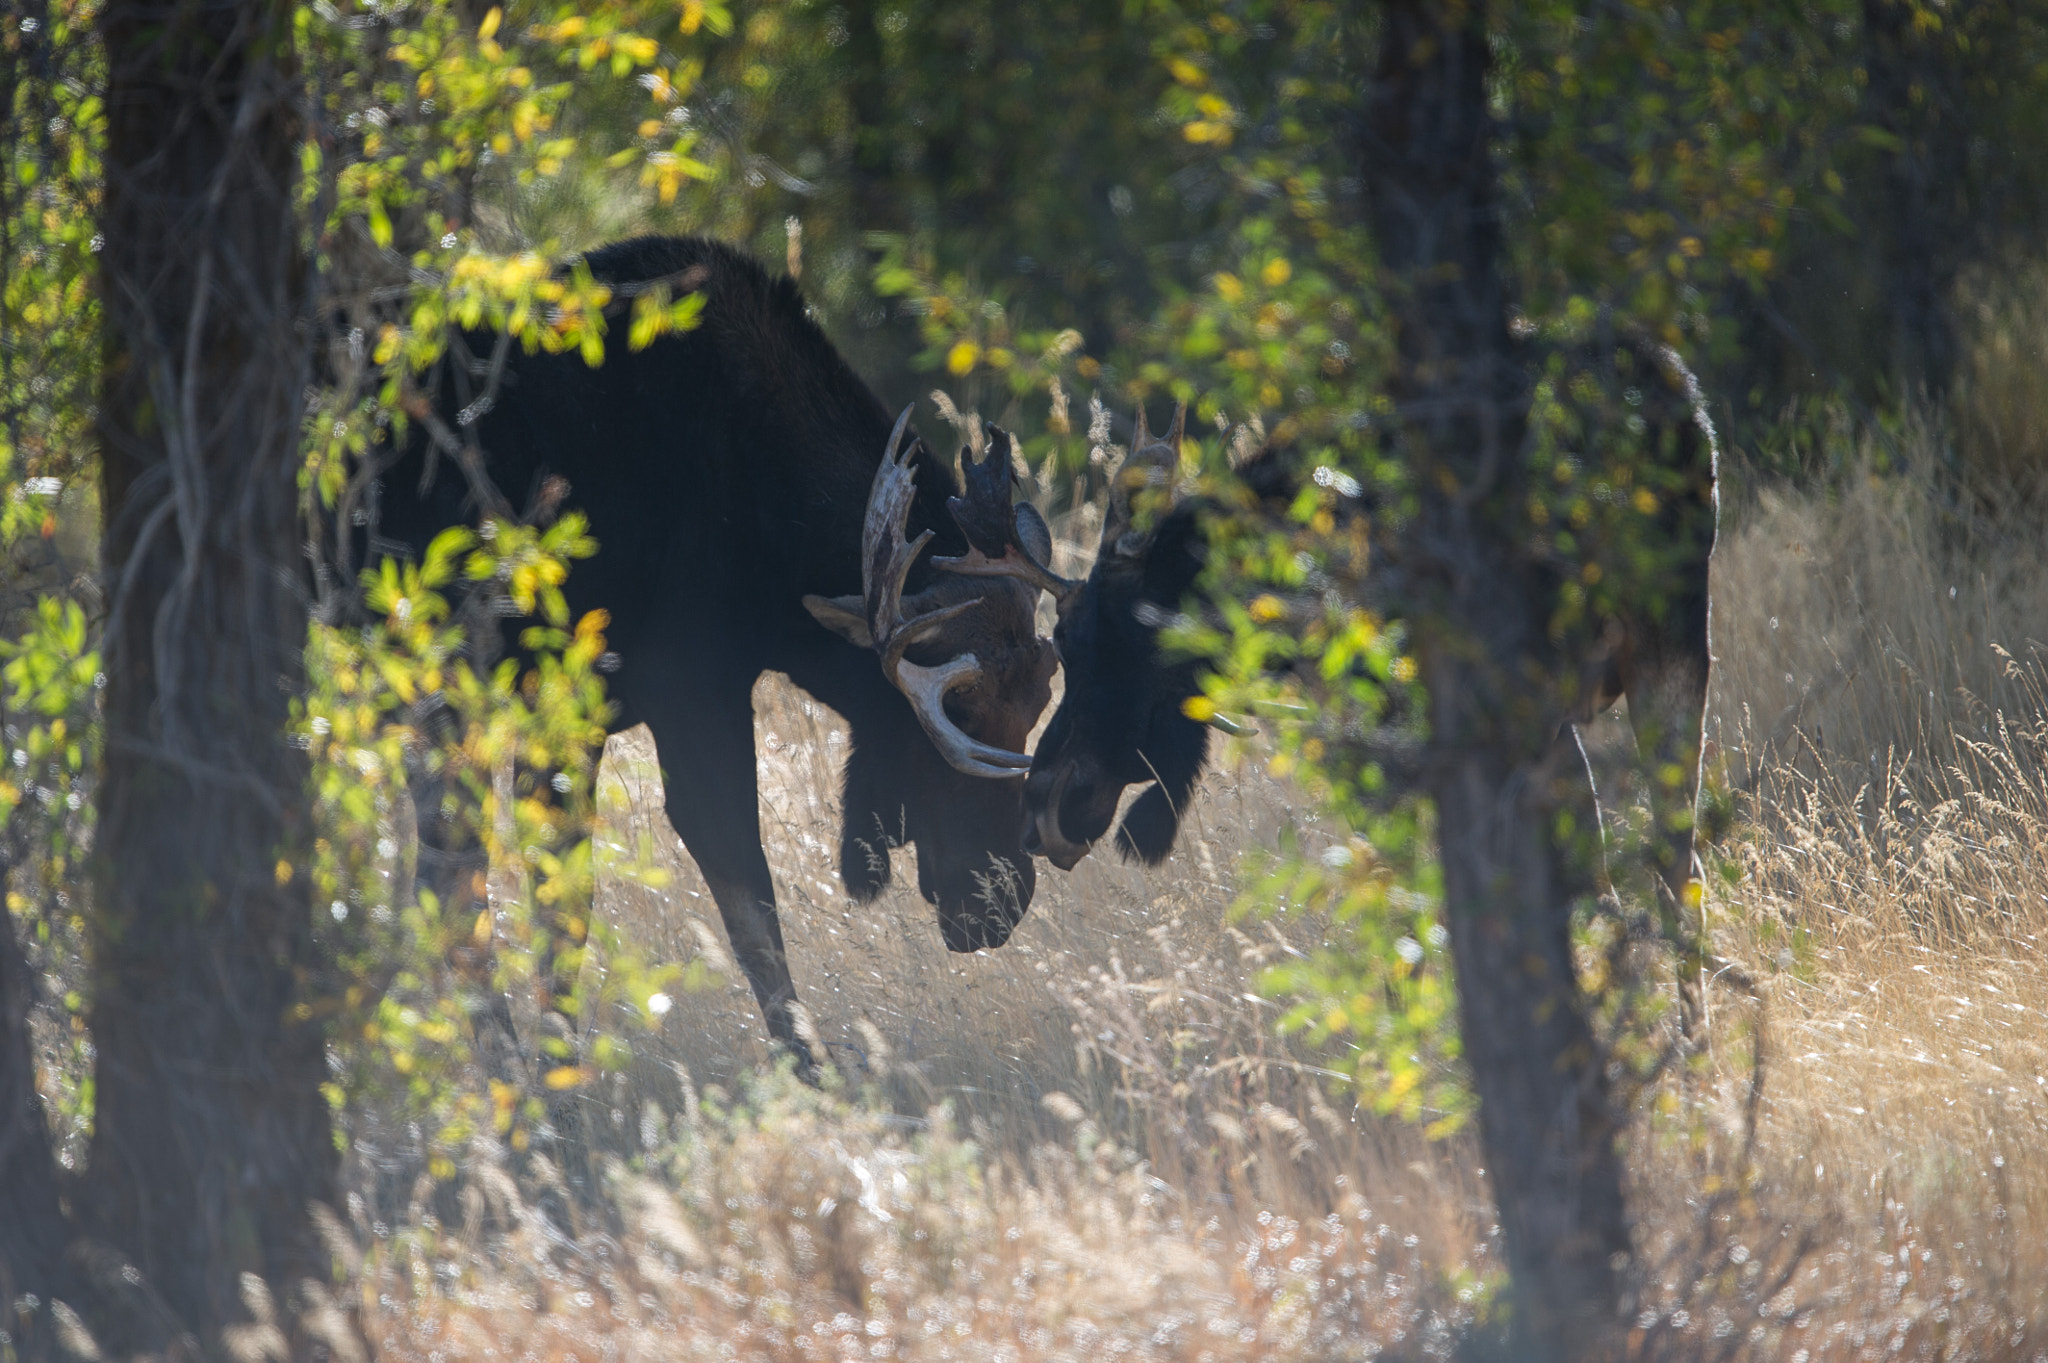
[703,875,815,1076]
[642,692,821,1080]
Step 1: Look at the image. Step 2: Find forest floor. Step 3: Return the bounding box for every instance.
[356,448,2048,1362]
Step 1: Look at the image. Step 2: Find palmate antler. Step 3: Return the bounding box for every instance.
[935,407,1186,614]
[855,409,1035,779]
[932,426,1081,611]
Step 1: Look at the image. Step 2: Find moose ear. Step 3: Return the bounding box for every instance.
[802,593,873,648]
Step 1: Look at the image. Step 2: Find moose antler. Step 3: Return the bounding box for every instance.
[1100,402,1184,559]
[854,408,1035,779]
[932,426,1082,612]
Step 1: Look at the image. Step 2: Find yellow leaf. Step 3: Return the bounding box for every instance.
[1181,695,1217,722]
[544,1064,592,1090]
[473,908,492,945]
[275,859,294,886]
[1168,56,1205,86]
[478,6,501,39]
[1261,257,1291,287]
[1249,593,1285,622]
[945,340,980,375]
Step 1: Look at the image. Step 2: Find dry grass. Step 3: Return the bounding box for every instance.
[1606,443,2048,1362]
[343,427,2048,1360]
[353,671,1501,1362]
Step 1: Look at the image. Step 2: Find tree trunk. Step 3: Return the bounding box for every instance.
[1861,0,1964,400]
[1358,4,1628,1357]
[0,863,79,1318]
[91,0,334,1346]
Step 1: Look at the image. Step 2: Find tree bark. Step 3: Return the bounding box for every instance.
[1358,4,1628,1357]
[91,0,334,1346]
[0,864,79,1315]
[1861,0,1965,400]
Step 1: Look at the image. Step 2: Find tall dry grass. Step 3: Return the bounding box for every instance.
[1611,433,2048,1361]
[347,516,1505,1361]
[343,403,2048,1359]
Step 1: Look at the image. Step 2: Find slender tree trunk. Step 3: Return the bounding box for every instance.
[0,862,78,1317]
[90,0,334,1346]
[1358,4,1628,1357]
[1862,0,1963,400]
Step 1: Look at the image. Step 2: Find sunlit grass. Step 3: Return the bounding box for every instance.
[343,413,2048,1359]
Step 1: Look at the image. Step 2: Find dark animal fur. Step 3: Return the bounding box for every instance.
[376,236,1042,1062]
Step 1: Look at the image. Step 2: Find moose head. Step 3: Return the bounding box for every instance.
[804,409,1060,948]
[935,406,1213,871]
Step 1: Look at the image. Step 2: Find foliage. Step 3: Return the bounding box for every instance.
[1499,0,1859,354]
[3,0,735,1175]
[8,0,2048,1243]
[2,6,103,1153]
[0,0,101,553]
[300,0,723,555]
[0,595,99,1153]
[302,516,684,1162]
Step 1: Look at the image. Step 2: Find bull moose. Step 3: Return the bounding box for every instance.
[961,347,1719,999]
[373,236,1058,1064]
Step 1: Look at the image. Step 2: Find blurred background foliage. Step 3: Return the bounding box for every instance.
[10,0,2048,1195]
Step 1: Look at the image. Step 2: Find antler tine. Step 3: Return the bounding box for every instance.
[1102,403,1184,558]
[883,402,914,465]
[859,411,933,643]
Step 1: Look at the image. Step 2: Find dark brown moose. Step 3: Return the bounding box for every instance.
[375,237,1058,1069]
